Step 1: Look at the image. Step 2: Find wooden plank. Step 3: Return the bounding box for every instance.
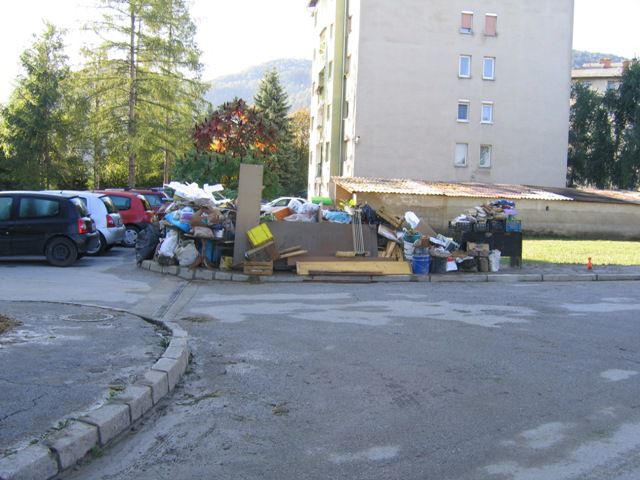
[279,249,308,259]
[296,261,411,276]
[279,245,303,255]
[286,255,396,267]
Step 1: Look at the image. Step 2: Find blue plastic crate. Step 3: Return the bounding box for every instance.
[506,220,522,232]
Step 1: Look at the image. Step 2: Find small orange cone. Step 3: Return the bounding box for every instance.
[587,257,593,270]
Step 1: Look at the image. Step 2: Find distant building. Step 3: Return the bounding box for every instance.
[571,59,629,95]
[307,0,575,197]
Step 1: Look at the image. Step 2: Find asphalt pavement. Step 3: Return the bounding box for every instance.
[0,301,165,451]
[2,249,640,480]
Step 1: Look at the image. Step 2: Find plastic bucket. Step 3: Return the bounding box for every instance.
[430,256,447,274]
[412,255,430,275]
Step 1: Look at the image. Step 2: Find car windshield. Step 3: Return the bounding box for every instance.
[69,197,89,217]
[138,195,152,211]
[143,194,163,207]
[99,195,118,214]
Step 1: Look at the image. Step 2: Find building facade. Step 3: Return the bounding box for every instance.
[307,0,575,197]
[572,59,628,95]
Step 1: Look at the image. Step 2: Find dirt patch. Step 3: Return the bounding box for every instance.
[0,313,22,336]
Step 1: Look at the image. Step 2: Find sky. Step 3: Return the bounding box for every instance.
[0,0,639,102]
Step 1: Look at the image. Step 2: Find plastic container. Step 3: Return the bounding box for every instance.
[213,224,224,239]
[412,255,430,275]
[506,220,522,232]
[247,223,273,247]
[430,256,447,274]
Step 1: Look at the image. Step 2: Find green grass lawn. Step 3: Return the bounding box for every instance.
[522,239,640,265]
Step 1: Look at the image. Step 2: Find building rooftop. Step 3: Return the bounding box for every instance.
[571,67,624,80]
[333,177,640,205]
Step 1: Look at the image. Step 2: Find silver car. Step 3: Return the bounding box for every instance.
[47,191,125,254]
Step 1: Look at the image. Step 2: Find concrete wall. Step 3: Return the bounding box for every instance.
[343,191,640,240]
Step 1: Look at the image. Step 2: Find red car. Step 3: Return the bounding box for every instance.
[130,189,169,213]
[96,191,153,247]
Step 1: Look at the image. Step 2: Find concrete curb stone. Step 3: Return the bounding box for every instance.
[140,260,153,270]
[178,268,195,280]
[0,445,58,480]
[194,269,215,280]
[42,421,98,471]
[152,358,185,391]
[137,370,169,405]
[596,273,640,281]
[488,274,543,282]
[149,262,163,273]
[112,385,153,423]
[75,404,130,447]
[431,274,488,283]
[543,273,597,282]
[215,271,232,281]
[373,275,414,283]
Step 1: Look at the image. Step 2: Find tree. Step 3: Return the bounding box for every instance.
[254,69,296,194]
[174,98,281,196]
[609,60,640,189]
[567,83,614,188]
[82,0,206,187]
[0,23,83,190]
[289,108,310,196]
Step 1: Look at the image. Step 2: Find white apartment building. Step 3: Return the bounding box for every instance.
[307,0,575,197]
[572,59,629,95]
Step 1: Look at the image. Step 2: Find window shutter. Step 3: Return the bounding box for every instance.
[461,12,473,31]
[485,14,497,36]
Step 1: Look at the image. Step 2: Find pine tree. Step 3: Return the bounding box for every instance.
[82,0,206,187]
[254,68,296,194]
[0,23,80,189]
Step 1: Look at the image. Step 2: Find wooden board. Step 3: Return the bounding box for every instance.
[286,255,396,267]
[296,261,411,276]
[244,261,273,276]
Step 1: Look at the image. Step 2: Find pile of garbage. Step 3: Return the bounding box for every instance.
[137,182,236,268]
[449,199,519,232]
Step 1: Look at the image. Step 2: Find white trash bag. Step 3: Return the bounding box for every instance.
[489,249,501,272]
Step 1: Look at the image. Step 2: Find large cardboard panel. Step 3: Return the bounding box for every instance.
[233,164,263,265]
[268,222,378,257]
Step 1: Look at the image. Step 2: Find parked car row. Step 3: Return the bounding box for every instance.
[0,188,167,267]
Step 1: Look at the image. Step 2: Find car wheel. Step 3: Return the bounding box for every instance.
[123,225,139,248]
[89,233,107,256]
[45,237,78,267]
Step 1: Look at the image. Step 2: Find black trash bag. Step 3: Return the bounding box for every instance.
[135,223,160,265]
[361,204,379,225]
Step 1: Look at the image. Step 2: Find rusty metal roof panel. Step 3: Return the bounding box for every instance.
[332,177,574,201]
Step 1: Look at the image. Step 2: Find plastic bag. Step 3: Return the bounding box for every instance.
[284,213,316,222]
[158,229,179,258]
[489,249,501,272]
[175,241,198,266]
[135,223,160,265]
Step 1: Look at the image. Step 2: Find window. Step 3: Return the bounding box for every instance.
[18,197,60,218]
[345,55,351,75]
[454,143,468,167]
[326,104,331,121]
[481,102,494,124]
[483,57,495,80]
[0,197,13,221]
[459,55,471,78]
[460,11,473,34]
[480,145,492,168]
[607,80,621,90]
[485,14,497,36]
[457,101,470,122]
[328,61,333,79]
[347,15,353,33]
[324,141,330,163]
[109,195,131,211]
[330,23,334,39]
[343,100,349,118]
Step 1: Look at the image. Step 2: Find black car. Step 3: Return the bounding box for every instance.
[0,191,100,267]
